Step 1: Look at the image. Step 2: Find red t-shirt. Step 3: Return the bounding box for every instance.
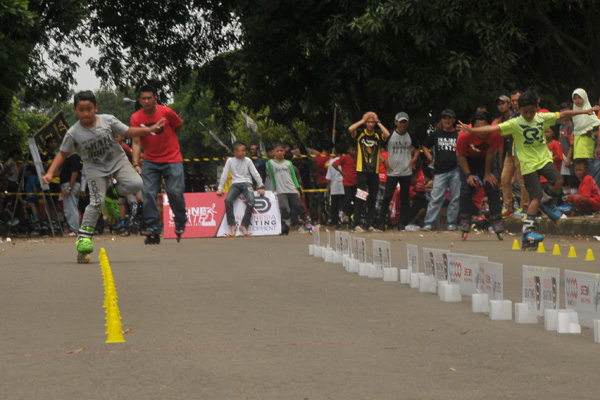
[379,151,388,182]
[456,131,503,158]
[578,175,600,207]
[314,152,331,185]
[333,155,357,186]
[130,105,183,163]
[547,140,563,172]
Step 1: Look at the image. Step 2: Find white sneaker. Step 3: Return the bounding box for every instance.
[0,237,12,244]
[421,225,433,232]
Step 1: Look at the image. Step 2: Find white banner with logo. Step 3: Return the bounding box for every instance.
[335,231,343,253]
[477,261,504,300]
[447,253,488,295]
[522,265,559,314]
[352,236,367,262]
[422,248,450,281]
[214,191,281,237]
[372,240,391,270]
[406,243,419,273]
[565,270,600,327]
[341,232,351,256]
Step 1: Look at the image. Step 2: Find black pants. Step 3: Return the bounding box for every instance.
[378,175,412,227]
[343,185,357,219]
[353,172,380,227]
[330,194,344,225]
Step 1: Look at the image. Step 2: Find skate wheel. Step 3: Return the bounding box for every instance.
[77,252,91,264]
[497,232,504,241]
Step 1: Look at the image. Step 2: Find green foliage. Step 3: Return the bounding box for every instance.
[0,97,49,154]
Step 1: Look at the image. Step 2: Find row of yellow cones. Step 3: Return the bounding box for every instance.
[511,239,595,260]
[99,248,125,343]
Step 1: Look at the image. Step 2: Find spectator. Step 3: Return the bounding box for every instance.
[325,143,344,228]
[131,85,187,242]
[314,141,333,225]
[348,111,391,232]
[377,112,419,231]
[501,90,530,216]
[267,143,313,235]
[456,111,504,236]
[558,102,576,196]
[250,143,267,184]
[567,159,600,214]
[59,152,82,236]
[421,109,460,231]
[216,142,265,237]
[333,143,358,228]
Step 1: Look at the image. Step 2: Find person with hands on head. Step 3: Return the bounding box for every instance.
[457,89,600,248]
[43,90,165,263]
[348,111,391,232]
[216,142,265,237]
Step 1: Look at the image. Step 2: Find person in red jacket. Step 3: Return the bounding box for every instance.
[333,143,358,227]
[568,159,600,213]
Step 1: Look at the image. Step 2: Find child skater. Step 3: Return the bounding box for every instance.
[567,159,600,214]
[457,89,599,250]
[216,142,265,237]
[43,90,164,263]
[267,142,313,235]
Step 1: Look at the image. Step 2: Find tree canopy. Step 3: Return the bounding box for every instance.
[2,0,600,153]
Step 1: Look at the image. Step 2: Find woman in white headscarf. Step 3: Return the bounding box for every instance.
[572,88,600,159]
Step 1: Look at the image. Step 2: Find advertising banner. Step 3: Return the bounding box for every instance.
[406,243,419,274]
[341,232,351,256]
[565,270,600,327]
[447,253,488,295]
[372,240,391,270]
[422,248,450,281]
[477,261,504,301]
[335,231,343,253]
[163,191,280,238]
[353,236,367,263]
[522,265,559,314]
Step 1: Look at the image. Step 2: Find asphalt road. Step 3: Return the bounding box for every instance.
[1,229,599,399]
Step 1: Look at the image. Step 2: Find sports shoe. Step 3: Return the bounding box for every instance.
[353,226,365,233]
[76,237,93,253]
[175,223,186,235]
[447,225,457,231]
[541,200,562,222]
[421,224,433,231]
[502,209,512,218]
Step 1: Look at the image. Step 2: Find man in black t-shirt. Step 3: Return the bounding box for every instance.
[348,111,391,231]
[421,109,460,231]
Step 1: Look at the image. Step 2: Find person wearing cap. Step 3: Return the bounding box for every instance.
[501,89,530,216]
[377,112,420,231]
[348,111,391,232]
[421,109,460,231]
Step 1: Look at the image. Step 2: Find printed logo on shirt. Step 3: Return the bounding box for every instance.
[521,122,544,145]
[82,135,114,163]
[390,142,411,155]
[437,137,456,151]
[360,136,379,164]
[140,122,164,136]
[469,142,490,153]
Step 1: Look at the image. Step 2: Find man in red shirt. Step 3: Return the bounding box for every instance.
[131,85,187,242]
[456,111,504,236]
[314,141,333,224]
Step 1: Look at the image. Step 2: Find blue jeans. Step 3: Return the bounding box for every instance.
[142,161,187,229]
[225,183,255,228]
[424,168,460,228]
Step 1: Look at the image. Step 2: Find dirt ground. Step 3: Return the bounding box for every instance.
[1,229,599,399]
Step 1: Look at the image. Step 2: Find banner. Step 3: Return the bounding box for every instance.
[565,270,600,327]
[353,236,367,262]
[447,253,488,295]
[372,240,391,270]
[522,265,559,315]
[477,261,504,301]
[341,232,351,256]
[313,224,320,246]
[162,191,280,238]
[27,138,50,191]
[335,231,343,253]
[32,111,69,154]
[422,247,450,281]
[406,243,419,273]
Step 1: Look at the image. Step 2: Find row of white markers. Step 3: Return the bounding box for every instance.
[308,239,600,343]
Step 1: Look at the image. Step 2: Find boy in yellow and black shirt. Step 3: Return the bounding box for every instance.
[348,111,391,232]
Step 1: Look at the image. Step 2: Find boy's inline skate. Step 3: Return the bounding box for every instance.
[141,226,161,245]
[521,217,543,251]
[175,222,186,242]
[459,215,471,241]
[540,188,562,224]
[76,226,95,263]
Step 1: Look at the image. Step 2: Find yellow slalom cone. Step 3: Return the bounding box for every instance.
[512,239,520,250]
[585,249,595,261]
[552,244,561,255]
[568,246,577,258]
[537,242,546,253]
[106,320,125,343]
